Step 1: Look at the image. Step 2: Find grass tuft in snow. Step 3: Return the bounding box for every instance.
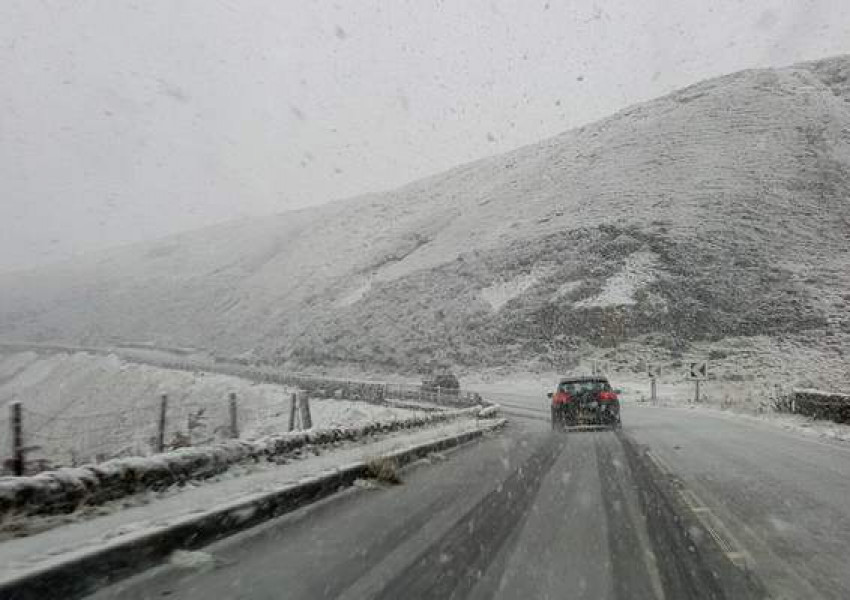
[364,456,402,485]
[169,549,217,572]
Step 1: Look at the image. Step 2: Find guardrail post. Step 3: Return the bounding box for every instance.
[10,402,23,476]
[157,394,168,453]
[288,393,298,431]
[229,392,239,438]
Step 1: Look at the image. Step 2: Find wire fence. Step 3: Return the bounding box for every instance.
[0,395,277,474]
[1,375,482,476]
[21,404,159,469]
[0,343,484,475]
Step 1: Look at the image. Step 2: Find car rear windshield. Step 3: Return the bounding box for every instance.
[558,380,611,394]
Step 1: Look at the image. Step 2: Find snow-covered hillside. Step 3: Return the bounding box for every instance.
[0,56,849,385]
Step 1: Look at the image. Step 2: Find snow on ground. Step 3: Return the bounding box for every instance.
[0,416,497,580]
[481,268,552,311]
[0,351,418,469]
[551,280,583,301]
[631,401,850,447]
[0,351,40,383]
[335,278,373,308]
[574,251,659,309]
[242,399,419,439]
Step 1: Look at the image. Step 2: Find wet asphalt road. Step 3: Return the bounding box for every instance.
[89,404,769,600]
[626,405,850,600]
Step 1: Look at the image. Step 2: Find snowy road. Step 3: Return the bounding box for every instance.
[626,404,850,600]
[86,395,850,599]
[88,400,786,599]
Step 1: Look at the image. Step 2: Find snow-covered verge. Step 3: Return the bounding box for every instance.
[616,375,850,445]
[0,417,505,596]
[0,406,495,523]
[632,400,850,447]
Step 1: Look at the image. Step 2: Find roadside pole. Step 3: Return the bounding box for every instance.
[647,364,660,403]
[298,391,313,429]
[10,402,23,476]
[689,362,708,403]
[157,394,168,453]
[228,392,239,439]
[288,393,298,431]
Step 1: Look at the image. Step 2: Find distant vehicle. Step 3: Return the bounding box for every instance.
[422,370,460,395]
[548,376,621,430]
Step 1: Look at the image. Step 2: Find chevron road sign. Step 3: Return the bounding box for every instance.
[689,362,708,380]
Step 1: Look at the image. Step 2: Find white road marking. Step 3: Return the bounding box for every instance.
[646,451,753,569]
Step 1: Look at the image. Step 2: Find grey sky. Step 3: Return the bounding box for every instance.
[2,0,849,273]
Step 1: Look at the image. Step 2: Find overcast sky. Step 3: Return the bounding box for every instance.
[2,0,850,273]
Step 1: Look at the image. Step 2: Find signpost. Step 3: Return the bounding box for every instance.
[647,364,661,402]
[688,362,709,402]
[592,360,609,376]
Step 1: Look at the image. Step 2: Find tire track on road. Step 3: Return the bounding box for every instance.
[374,435,566,599]
[618,432,769,599]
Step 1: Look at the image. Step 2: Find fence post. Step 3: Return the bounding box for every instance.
[298,392,313,429]
[229,392,239,438]
[10,402,23,476]
[157,394,168,453]
[437,386,441,404]
[288,393,298,431]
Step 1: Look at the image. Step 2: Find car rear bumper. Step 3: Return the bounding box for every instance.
[552,402,620,426]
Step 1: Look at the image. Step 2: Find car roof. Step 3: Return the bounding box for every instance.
[558,376,610,384]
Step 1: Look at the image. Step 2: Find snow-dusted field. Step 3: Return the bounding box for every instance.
[0,351,420,469]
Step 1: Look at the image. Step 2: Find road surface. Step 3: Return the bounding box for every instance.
[89,397,850,599]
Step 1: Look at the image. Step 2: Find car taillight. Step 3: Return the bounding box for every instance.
[599,391,618,402]
[552,392,571,405]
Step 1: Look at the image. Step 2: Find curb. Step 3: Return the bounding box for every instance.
[0,419,506,600]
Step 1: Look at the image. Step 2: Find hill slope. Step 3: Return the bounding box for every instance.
[2,56,849,378]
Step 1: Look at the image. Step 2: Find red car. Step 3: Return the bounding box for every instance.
[548,376,621,430]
